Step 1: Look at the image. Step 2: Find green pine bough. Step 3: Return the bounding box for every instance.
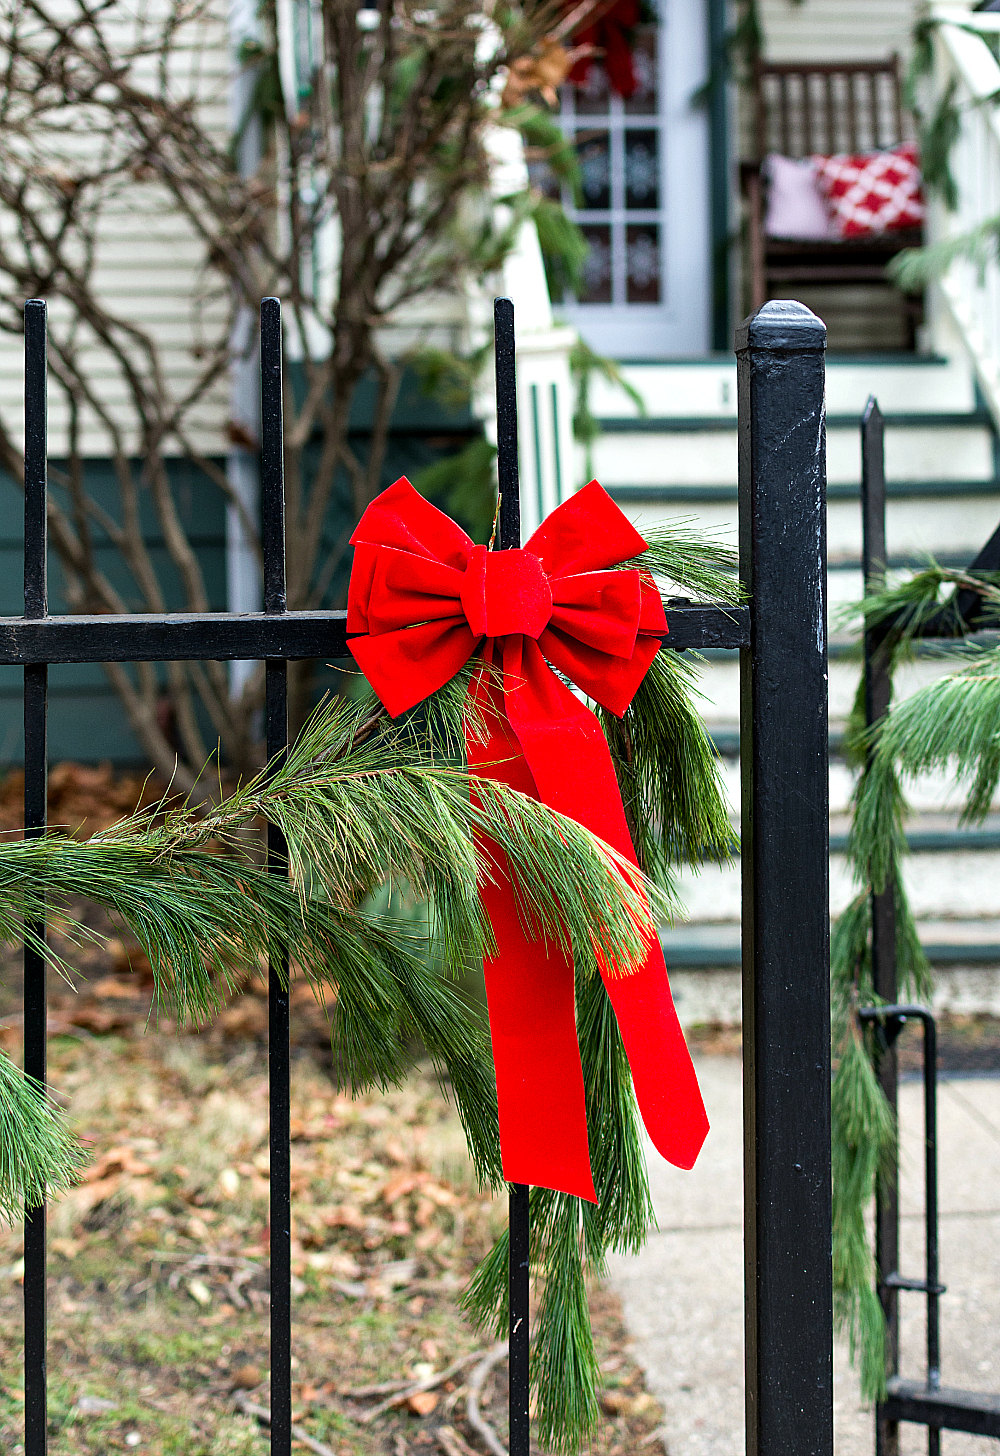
[0,523,739,1452]
[833,563,1000,1400]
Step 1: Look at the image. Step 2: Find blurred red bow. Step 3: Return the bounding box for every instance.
[348,478,708,1199]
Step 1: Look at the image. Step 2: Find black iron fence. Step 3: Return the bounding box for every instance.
[14,295,832,1456]
[860,404,1000,1452]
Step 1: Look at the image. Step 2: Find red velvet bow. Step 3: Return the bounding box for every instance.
[348,477,708,1200]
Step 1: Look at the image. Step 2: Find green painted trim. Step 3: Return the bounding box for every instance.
[530,383,544,523]
[698,638,993,663]
[708,0,730,353]
[550,381,563,504]
[596,411,994,432]
[609,479,1000,503]
[606,352,951,366]
[827,552,988,571]
[659,940,1000,968]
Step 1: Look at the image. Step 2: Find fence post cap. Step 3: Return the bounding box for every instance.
[735,299,827,355]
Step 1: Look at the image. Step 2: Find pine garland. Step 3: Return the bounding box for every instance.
[463,526,741,1452]
[0,520,740,1452]
[833,563,1000,1399]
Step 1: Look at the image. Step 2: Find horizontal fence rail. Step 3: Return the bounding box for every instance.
[0,604,749,664]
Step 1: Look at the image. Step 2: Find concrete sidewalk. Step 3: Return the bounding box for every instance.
[607,1057,1000,1456]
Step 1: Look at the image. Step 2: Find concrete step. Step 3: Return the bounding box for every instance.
[586,415,996,490]
[620,487,1000,567]
[596,352,1000,1022]
[681,647,973,729]
[585,351,979,421]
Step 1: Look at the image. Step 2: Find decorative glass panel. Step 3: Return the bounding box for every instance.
[575,60,609,116]
[558,16,670,315]
[576,131,611,210]
[625,131,659,210]
[626,225,660,303]
[624,28,658,117]
[579,226,613,303]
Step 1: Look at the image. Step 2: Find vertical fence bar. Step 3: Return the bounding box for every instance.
[494,296,530,1456]
[862,397,901,1456]
[737,300,832,1456]
[923,1013,940,1456]
[23,295,49,1456]
[261,296,291,1456]
[23,298,49,1456]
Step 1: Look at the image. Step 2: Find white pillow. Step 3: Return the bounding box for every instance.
[763,153,835,240]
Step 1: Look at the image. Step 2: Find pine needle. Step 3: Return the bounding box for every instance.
[0,1052,85,1219]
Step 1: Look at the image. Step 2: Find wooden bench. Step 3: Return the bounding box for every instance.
[743,57,922,342]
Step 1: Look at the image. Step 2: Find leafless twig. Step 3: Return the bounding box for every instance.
[358,1348,491,1424]
[234,1394,339,1456]
[465,1343,509,1456]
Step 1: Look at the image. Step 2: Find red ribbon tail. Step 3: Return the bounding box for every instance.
[468,659,597,1202]
[502,639,710,1175]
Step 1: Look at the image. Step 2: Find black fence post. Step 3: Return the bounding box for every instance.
[261,296,291,1456]
[861,398,901,1456]
[23,297,49,1456]
[493,295,530,1456]
[736,299,832,1456]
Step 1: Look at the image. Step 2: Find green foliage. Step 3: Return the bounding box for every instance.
[412,437,499,542]
[920,77,961,211]
[464,528,738,1452]
[0,684,656,1226]
[0,1051,86,1219]
[830,563,1000,1396]
[570,337,647,479]
[532,195,589,301]
[832,1024,897,1400]
[464,972,655,1454]
[891,215,1000,292]
[513,104,581,192]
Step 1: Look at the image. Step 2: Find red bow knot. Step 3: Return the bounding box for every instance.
[348,478,708,1200]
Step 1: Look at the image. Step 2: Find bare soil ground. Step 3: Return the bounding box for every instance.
[0,1024,667,1456]
[0,765,669,1456]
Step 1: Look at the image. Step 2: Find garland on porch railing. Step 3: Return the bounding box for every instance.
[833,565,1000,1399]
[0,518,738,1453]
[890,15,1000,294]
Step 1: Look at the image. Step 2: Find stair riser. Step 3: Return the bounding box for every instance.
[617,494,1000,562]
[690,655,965,726]
[713,759,994,819]
[586,424,996,487]
[677,852,1000,923]
[587,359,978,420]
[668,965,1000,1027]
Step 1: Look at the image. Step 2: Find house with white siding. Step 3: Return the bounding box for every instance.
[5,0,1000,1017]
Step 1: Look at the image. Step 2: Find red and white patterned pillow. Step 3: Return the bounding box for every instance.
[811,142,924,239]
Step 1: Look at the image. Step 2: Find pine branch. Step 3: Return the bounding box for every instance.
[0,1052,85,1220]
[628,523,742,607]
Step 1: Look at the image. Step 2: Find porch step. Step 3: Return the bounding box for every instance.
[586,352,979,420]
[603,353,1000,1018]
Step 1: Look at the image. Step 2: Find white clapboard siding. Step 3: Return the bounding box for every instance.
[0,0,233,458]
[759,0,933,63]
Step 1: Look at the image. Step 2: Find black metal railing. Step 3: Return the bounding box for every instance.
[14,296,831,1456]
[860,400,1000,1452]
